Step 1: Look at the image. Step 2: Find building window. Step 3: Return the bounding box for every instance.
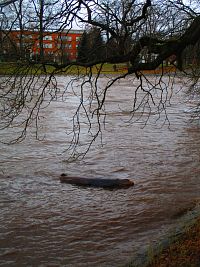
[43,35,52,41]
[65,44,72,49]
[60,36,72,41]
[43,43,53,48]
[17,34,32,39]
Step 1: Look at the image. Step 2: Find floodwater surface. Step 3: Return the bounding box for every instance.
[0,75,200,267]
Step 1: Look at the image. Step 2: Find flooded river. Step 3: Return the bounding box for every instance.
[0,75,200,267]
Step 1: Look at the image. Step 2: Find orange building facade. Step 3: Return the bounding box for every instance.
[1,29,84,62]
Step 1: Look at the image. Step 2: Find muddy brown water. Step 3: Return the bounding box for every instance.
[0,76,200,267]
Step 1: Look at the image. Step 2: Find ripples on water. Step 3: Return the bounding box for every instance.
[0,76,200,267]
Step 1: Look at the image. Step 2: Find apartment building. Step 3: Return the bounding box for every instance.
[1,29,84,63]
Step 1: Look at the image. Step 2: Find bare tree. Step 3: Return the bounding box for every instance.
[1,0,200,160]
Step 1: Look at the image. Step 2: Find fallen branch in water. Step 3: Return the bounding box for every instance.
[60,173,134,189]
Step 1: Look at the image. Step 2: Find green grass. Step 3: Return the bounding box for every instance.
[0,62,129,76]
[0,62,17,74]
[0,62,177,76]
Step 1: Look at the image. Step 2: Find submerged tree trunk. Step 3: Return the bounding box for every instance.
[60,174,134,189]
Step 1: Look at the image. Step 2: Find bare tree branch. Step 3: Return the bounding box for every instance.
[1,0,200,160]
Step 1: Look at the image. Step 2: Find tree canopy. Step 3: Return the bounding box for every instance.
[1,0,200,159]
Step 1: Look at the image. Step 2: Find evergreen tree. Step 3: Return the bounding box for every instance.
[77,31,89,63]
[77,28,105,63]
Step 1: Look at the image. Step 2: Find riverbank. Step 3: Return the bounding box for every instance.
[127,204,200,267]
[0,62,176,75]
[146,216,200,267]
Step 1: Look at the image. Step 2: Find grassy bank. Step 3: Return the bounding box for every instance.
[146,216,200,267]
[126,206,200,267]
[0,62,176,76]
[0,62,121,75]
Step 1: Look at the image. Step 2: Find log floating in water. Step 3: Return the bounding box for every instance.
[60,174,134,189]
